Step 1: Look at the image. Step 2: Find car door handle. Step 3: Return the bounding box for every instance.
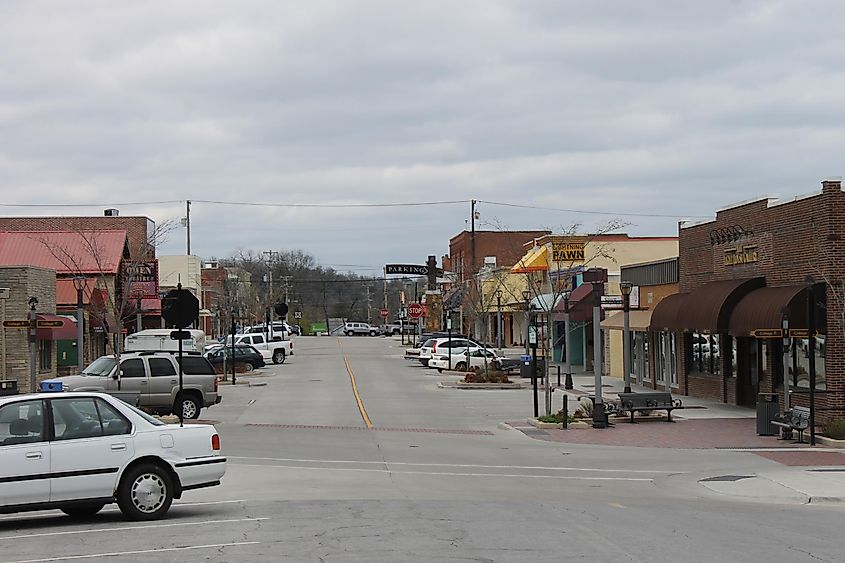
[25,452,42,459]
[111,443,127,451]
[170,379,178,384]
[140,380,148,385]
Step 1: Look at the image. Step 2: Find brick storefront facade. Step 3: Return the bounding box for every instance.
[446,230,551,281]
[652,178,845,420]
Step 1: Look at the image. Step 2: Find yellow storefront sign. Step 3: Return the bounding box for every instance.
[724,244,759,266]
[551,241,585,263]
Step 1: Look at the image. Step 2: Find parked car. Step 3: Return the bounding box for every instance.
[0,391,226,520]
[379,324,402,336]
[221,332,293,364]
[418,337,481,367]
[44,352,221,419]
[204,344,265,372]
[428,347,519,373]
[344,322,378,336]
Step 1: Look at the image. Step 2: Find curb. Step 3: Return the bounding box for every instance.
[437,381,525,390]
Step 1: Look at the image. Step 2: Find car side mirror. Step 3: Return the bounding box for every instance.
[112,373,120,380]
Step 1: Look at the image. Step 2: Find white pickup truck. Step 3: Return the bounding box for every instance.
[223,332,293,364]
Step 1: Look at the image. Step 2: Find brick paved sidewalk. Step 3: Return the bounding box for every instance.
[509,417,830,450]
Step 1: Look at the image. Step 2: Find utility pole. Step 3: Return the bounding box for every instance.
[366,285,372,323]
[185,200,191,255]
[470,199,477,339]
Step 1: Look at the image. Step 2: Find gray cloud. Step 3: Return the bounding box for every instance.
[1,0,844,270]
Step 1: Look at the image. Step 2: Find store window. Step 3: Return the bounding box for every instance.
[38,340,52,372]
[789,336,826,390]
[656,332,676,387]
[687,332,720,376]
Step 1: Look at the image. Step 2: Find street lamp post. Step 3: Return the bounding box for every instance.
[562,290,573,390]
[583,268,608,429]
[805,276,817,446]
[28,296,38,393]
[496,290,503,351]
[620,281,633,393]
[522,290,531,355]
[73,276,85,373]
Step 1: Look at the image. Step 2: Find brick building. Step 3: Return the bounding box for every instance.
[444,230,552,282]
[649,177,844,420]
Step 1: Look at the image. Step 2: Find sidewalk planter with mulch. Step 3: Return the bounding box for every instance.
[528,418,589,429]
[437,381,525,389]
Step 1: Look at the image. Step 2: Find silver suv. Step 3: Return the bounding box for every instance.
[344,322,378,336]
[46,352,221,419]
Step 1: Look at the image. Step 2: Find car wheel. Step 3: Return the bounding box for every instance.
[370,331,376,336]
[455,361,467,371]
[344,331,351,336]
[437,368,443,373]
[117,463,174,521]
[176,394,201,420]
[244,362,255,372]
[273,350,286,364]
[60,503,106,519]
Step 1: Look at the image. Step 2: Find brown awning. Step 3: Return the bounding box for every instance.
[36,314,77,340]
[601,310,653,331]
[729,283,825,337]
[649,292,689,331]
[553,282,602,322]
[679,278,765,333]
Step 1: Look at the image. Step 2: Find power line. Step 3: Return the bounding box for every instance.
[194,199,470,208]
[477,199,711,219]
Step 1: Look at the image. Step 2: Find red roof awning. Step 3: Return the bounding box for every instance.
[553,282,602,322]
[36,314,77,340]
[0,230,128,275]
[56,277,99,306]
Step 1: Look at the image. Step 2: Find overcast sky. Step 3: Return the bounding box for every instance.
[2,1,843,274]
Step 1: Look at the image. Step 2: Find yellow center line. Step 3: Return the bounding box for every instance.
[337,338,373,428]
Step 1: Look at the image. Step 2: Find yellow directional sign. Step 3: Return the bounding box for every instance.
[3,320,31,328]
[37,320,65,328]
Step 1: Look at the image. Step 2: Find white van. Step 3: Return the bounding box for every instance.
[124,329,207,353]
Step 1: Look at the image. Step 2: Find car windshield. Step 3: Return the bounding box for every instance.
[82,356,117,376]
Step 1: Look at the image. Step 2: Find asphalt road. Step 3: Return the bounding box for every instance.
[1,336,843,562]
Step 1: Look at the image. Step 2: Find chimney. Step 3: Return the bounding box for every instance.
[821,176,842,194]
[104,208,119,217]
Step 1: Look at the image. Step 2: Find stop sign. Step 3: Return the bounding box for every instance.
[408,303,424,319]
[379,308,389,318]
[161,288,199,328]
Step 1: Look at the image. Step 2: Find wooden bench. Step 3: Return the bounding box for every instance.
[617,392,683,423]
[771,406,811,443]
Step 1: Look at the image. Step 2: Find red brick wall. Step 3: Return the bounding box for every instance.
[678,179,845,418]
[449,230,551,280]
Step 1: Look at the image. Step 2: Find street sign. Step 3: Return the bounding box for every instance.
[161,287,200,329]
[3,320,30,328]
[274,302,289,317]
[294,311,302,319]
[36,320,65,328]
[408,303,424,319]
[752,329,783,339]
[170,330,192,340]
[379,308,389,318]
[600,295,623,310]
[385,264,444,276]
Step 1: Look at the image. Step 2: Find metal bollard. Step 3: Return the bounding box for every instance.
[557,365,561,387]
[562,393,568,429]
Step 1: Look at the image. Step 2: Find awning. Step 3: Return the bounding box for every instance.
[36,314,77,340]
[729,283,825,337]
[511,246,549,273]
[443,287,464,309]
[601,310,653,331]
[682,278,764,333]
[649,292,690,331]
[552,282,600,322]
[56,278,98,306]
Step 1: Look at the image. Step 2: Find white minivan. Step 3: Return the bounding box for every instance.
[124,329,207,353]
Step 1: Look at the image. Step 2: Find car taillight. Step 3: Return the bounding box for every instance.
[211,433,221,451]
[432,342,437,353]
[213,377,219,392]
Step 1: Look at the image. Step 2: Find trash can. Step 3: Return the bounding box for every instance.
[519,355,532,379]
[0,380,17,396]
[757,393,780,436]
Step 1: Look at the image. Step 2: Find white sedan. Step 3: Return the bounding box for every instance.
[428,347,501,372]
[0,391,226,521]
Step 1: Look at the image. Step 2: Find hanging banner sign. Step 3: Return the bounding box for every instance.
[124,260,159,299]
